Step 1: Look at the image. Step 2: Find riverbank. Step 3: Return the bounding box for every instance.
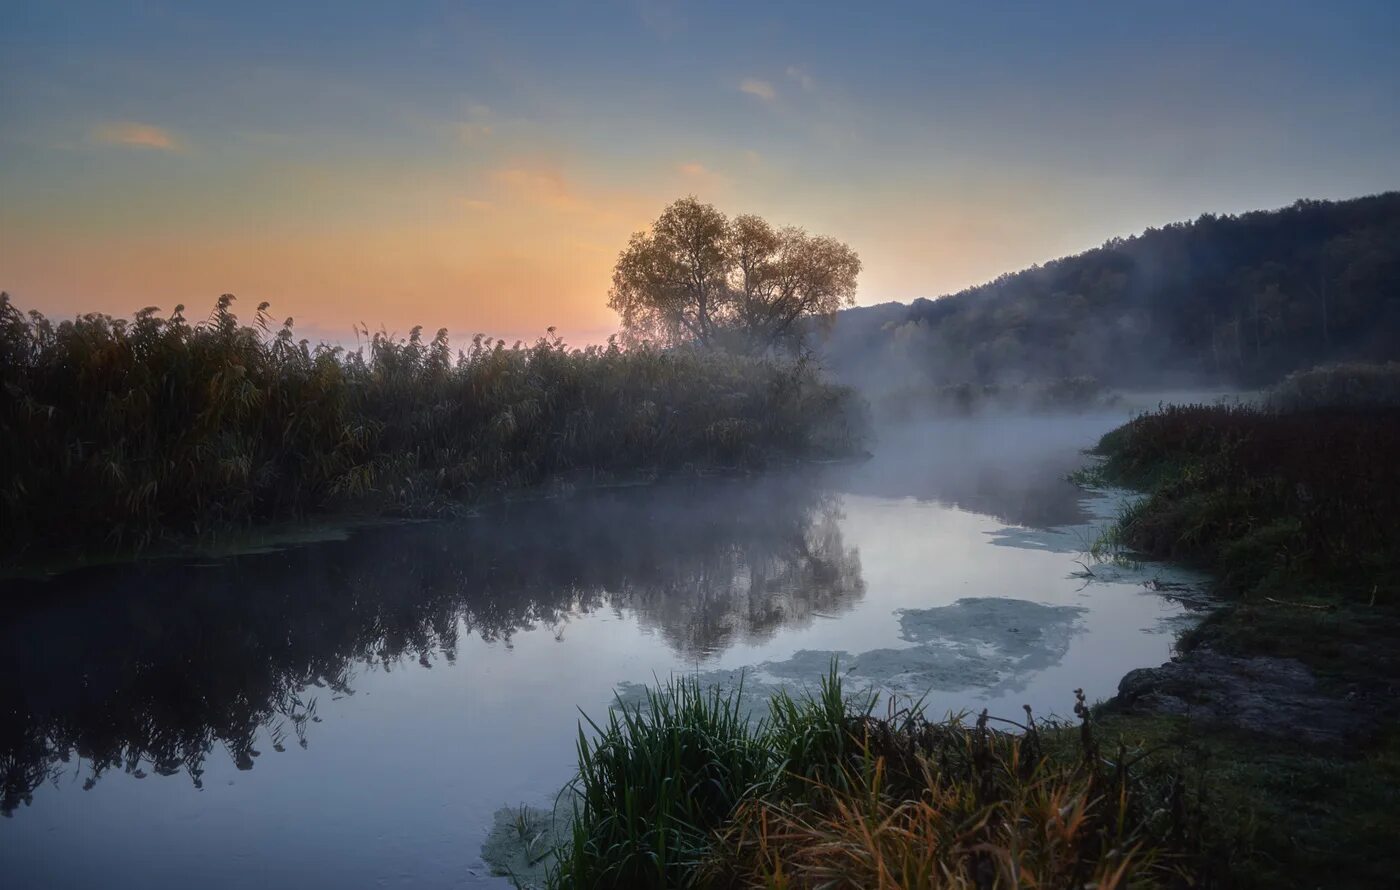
[495,402,1400,889]
[1083,402,1400,888]
[0,294,866,569]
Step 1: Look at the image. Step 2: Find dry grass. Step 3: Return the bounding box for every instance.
[552,670,1205,889]
[713,699,1195,889]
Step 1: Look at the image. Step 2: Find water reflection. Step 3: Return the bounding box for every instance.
[0,475,862,817]
[843,415,1132,527]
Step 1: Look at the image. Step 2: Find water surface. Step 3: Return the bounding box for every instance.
[0,411,1204,888]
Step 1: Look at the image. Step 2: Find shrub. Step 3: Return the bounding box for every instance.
[0,294,866,561]
[1265,362,1400,412]
[1091,402,1400,599]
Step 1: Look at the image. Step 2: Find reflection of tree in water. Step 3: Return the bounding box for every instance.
[0,474,862,816]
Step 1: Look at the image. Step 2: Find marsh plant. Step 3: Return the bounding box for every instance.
[548,669,1205,889]
[1089,401,1400,598]
[0,293,866,561]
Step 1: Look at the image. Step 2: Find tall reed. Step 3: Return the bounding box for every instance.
[1091,401,1400,596]
[0,294,865,561]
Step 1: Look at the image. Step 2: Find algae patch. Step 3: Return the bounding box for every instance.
[615,596,1089,715]
[480,803,563,889]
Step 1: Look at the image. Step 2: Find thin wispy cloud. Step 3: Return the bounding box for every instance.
[457,122,495,145]
[673,160,730,194]
[91,121,182,151]
[786,66,814,90]
[739,78,776,101]
[490,165,582,211]
[633,0,685,38]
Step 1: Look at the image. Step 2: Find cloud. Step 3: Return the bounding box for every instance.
[489,166,582,211]
[785,66,814,90]
[672,160,730,194]
[457,122,495,145]
[739,78,776,101]
[91,121,182,151]
[633,0,685,38]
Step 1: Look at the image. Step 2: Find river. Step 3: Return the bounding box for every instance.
[0,409,1207,889]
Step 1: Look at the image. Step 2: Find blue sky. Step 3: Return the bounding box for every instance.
[3,0,1397,342]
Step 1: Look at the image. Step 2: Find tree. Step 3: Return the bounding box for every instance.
[608,197,860,353]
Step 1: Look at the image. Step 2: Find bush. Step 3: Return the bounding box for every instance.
[1091,402,1400,599]
[0,294,866,561]
[1265,362,1400,412]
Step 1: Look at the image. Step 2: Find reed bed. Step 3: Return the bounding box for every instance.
[0,294,865,561]
[1091,401,1400,596]
[550,670,1204,889]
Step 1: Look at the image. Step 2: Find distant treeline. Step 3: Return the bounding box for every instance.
[0,294,865,561]
[823,191,1400,389]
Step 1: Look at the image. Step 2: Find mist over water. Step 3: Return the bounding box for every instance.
[0,403,1209,888]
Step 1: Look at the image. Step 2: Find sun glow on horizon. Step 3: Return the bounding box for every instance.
[3,2,1398,342]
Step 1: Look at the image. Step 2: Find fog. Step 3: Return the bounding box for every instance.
[0,392,1228,888]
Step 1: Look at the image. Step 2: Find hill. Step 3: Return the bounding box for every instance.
[821,192,1400,391]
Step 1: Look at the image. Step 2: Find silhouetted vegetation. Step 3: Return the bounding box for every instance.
[0,475,863,816]
[1091,399,1400,597]
[824,192,1400,390]
[1265,361,1400,412]
[1082,394,1400,888]
[0,293,865,562]
[549,671,1208,889]
[610,197,861,354]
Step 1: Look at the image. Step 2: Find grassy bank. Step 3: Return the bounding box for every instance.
[0,294,865,564]
[1082,394,1400,887]
[540,671,1208,889]
[1090,400,1400,599]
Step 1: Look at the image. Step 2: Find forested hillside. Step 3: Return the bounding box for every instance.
[823,192,1400,389]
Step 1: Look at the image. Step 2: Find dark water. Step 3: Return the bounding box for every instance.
[0,412,1203,888]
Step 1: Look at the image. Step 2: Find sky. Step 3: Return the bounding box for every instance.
[2,1,1398,345]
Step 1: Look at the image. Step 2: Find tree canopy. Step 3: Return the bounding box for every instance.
[821,191,1400,389]
[609,197,861,353]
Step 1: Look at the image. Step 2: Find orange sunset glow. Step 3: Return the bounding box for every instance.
[4,2,1398,345]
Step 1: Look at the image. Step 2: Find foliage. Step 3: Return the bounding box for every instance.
[0,293,866,562]
[1082,394,1400,889]
[609,197,861,354]
[551,672,1207,889]
[1089,401,1400,598]
[823,191,1400,388]
[555,676,774,888]
[1265,361,1400,411]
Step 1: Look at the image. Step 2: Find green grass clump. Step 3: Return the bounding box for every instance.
[0,293,866,563]
[555,676,773,888]
[548,671,1207,889]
